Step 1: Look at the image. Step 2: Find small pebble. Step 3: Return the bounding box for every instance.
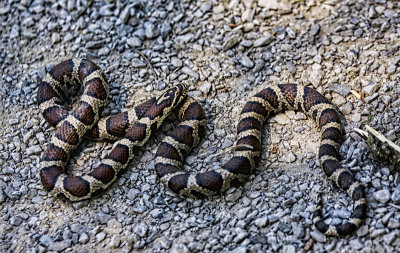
[239,55,254,68]
[253,34,275,47]
[374,189,391,203]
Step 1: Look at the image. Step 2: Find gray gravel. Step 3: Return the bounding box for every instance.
[1,0,400,252]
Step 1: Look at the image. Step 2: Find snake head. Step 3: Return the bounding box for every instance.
[156,83,188,109]
[141,84,188,123]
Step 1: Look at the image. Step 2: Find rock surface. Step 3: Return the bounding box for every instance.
[1,0,400,252]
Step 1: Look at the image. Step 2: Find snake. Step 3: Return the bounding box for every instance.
[37,58,366,237]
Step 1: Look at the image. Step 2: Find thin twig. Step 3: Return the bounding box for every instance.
[74,0,94,20]
[350,89,361,100]
[229,22,242,27]
[135,50,159,80]
[389,203,400,210]
[355,126,400,154]
[355,125,400,168]
[365,125,400,153]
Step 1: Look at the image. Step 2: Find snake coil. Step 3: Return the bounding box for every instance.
[38,58,366,236]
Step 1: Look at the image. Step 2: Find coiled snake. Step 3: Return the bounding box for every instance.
[37,58,366,236]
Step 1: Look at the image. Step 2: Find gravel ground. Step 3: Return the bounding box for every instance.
[1,0,400,252]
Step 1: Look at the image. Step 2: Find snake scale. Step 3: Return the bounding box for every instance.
[37,58,366,236]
